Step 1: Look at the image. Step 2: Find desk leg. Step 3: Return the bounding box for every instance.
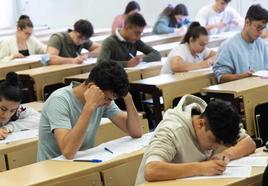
[152,88,162,126]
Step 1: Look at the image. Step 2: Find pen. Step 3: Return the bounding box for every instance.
[104,147,113,154]
[128,52,135,58]
[73,159,102,163]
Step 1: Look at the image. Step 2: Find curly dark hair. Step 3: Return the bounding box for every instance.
[85,61,129,97]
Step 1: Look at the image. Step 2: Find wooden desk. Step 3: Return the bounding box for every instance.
[0,138,37,171]
[0,116,148,172]
[0,59,42,80]
[17,63,96,101]
[141,33,183,46]
[130,69,215,124]
[139,148,266,186]
[202,77,268,136]
[64,68,142,84]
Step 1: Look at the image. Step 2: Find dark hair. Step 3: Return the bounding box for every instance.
[125,12,146,28]
[74,19,94,38]
[201,99,240,146]
[162,4,188,27]
[124,1,140,15]
[181,22,208,44]
[0,72,23,103]
[85,61,129,97]
[245,4,268,23]
[223,0,231,3]
[17,15,33,30]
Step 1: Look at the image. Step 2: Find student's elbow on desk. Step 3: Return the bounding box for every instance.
[61,148,76,160]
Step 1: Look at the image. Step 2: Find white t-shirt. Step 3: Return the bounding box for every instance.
[195,4,244,35]
[160,43,211,74]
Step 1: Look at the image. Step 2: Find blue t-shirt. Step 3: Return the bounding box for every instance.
[37,83,120,161]
[213,33,268,82]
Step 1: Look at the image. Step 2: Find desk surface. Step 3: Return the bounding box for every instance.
[132,68,213,88]
[0,148,143,185]
[202,77,268,97]
[139,148,266,186]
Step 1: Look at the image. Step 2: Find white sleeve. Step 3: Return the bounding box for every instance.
[0,41,13,63]
[30,36,47,54]
[195,8,208,26]
[202,47,212,59]
[3,106,41,132]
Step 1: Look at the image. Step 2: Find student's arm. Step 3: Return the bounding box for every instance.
[3,106,41,133]
[46,34,83,65]
[145,160,227,181]
[171,56,211,72]
[137,40,161,62]
[111,15,123,34]
[109,93,143,138]
[219,73,252,83]
[54,85,105,159]
[154,17,175,34]
[87,42,101,58]
[0,41,24,63]
[211,129,256,161]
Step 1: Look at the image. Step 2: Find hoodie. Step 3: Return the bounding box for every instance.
[135,95,215,185]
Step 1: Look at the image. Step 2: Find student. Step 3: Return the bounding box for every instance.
[196,0,243,35]
[135,95,256,184]
[111,1,140,34]
[0,72,41,140]
[213,4,268,83]
[160,22,216,74]
[97,13,161,67]
[37,62,143,161]
[0,15,46,63]
[46,19,100,65]
[152,4,190,35]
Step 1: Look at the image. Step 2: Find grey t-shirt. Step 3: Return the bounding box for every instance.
[37,83,120,161]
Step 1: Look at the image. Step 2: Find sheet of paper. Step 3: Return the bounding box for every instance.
[228,156,268,167]
[184,166,252,180]
[253,70,268,78]
[0,129,38,144]
[83,58,97,65]
[11,54,43,63]
[54,132,154,161]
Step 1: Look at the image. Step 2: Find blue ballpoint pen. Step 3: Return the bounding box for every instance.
[104,147,114,154]
[128,52,135,58]
[73,159,102,163]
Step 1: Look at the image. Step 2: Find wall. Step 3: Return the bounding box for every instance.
[4,0,268,29]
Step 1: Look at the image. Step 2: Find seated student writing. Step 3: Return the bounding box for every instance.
[0,15,46,63]
[213,4,268,83]
[153,4,190,35]
[46,19,100,65]
[111,1,141,34]
[97,13,161,67]
[160,22,216,74]
[135,95,256,184]
[196,0,243,35]
[0,72,41,140]
[37,62,143,161]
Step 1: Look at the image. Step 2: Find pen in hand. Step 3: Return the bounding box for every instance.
[129,52,135,58]
[104,147,113,154]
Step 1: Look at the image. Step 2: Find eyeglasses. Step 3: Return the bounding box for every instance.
[251,22,266,32]
[22,30,32,37]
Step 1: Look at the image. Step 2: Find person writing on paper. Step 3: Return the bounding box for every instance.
[160,22,216,74]
[46,19,100,65]
[111,1,141,34]
[135,95,256,184]
[0,15,46,63]
[152,4,190,35]
[0,72,41,140]
[37,62,143,161]
[195,0,243,35]
[97,13,161,67]
[213,4,268,83]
